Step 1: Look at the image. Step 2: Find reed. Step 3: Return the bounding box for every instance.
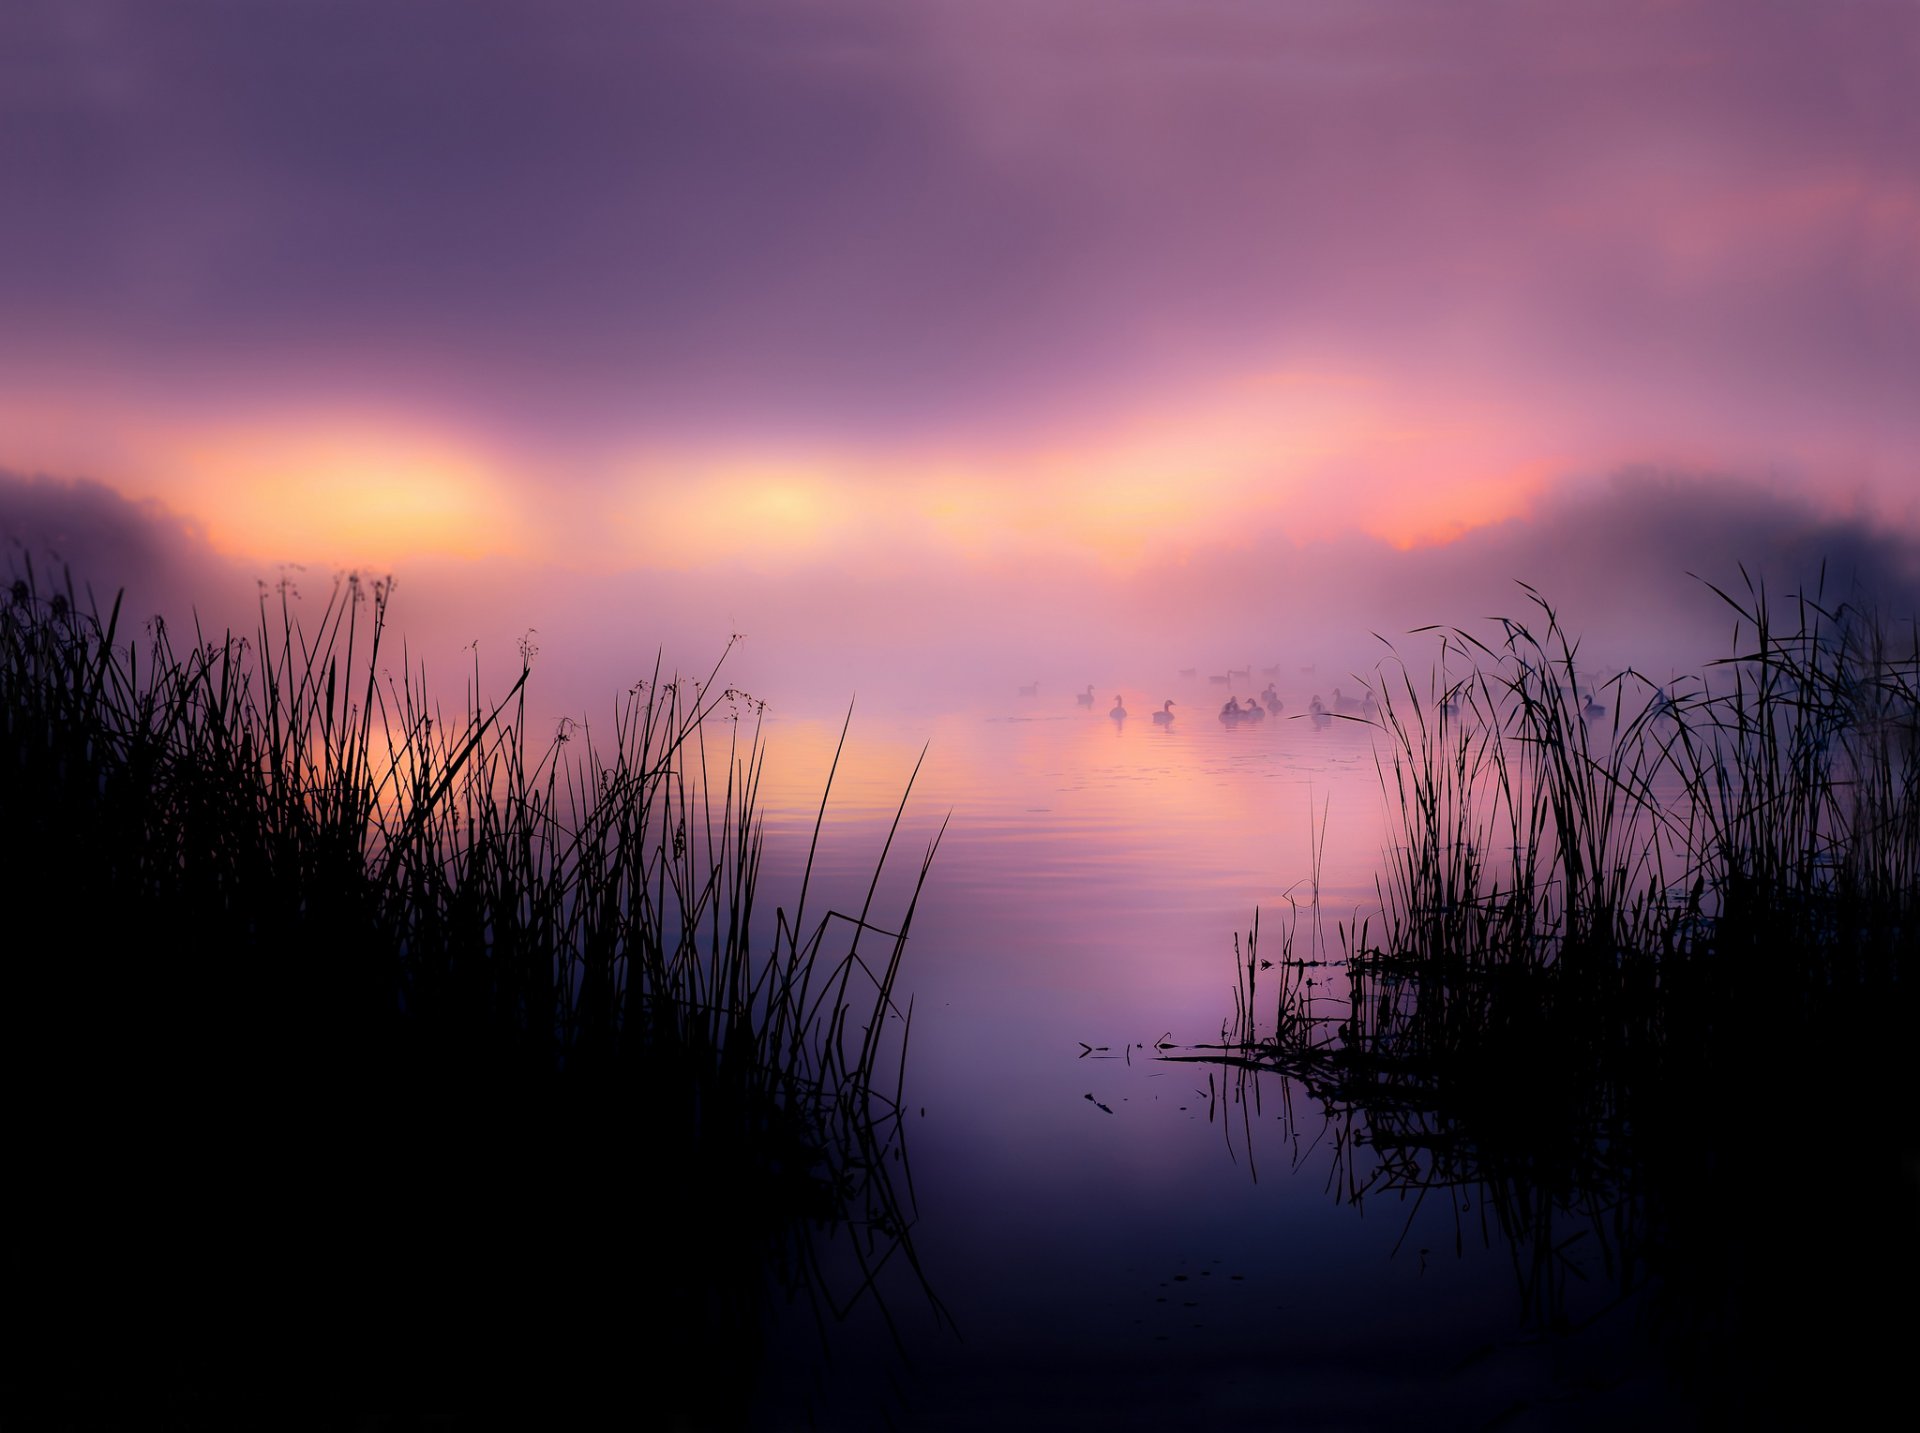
[1201,572,1917,1417]
[3,563,942,1417]
[1234,574,1915,1074]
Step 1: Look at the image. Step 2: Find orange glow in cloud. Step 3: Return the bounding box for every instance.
[1365,460,1558,551]
[611,457,866,570]
[0,394,519,566]
[5,365,1577,577]
[149,420,517,565]
[599,367,1560,575]
[0,402,521,566]
[937,367,1555,562]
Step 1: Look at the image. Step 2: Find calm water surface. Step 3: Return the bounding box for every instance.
[735,686,1679,1430]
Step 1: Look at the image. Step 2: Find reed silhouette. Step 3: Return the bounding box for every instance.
[1181,573,1918,1424]
[3,563,945,1422]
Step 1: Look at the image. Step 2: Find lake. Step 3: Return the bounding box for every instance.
[729,680,1696,1430]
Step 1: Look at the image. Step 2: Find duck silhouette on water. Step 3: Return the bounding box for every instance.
[1110,695,1128,720]
[1077,685,1096,709]
[1152,700,1176,725]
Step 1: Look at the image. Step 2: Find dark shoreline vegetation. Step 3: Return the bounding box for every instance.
[1185,575,1918,1423]
[4,565,945,1423]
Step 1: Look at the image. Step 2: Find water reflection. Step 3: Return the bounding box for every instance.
[744,695,1551,1426]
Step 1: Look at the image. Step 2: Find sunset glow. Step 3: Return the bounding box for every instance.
[155,419,517,564]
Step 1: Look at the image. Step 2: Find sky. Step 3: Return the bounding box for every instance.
[3,0,1918,712]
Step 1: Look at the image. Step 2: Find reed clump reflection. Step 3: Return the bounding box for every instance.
[1193,575,1917,1421]
[3,564,942,1420]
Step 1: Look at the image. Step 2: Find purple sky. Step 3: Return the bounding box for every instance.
[4,1,1918,707]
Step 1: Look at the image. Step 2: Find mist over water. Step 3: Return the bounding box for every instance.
[11,465,1917,730]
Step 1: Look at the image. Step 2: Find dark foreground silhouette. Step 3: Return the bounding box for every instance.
[4,569,940,1426]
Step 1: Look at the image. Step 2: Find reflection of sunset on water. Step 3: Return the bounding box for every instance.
[744,698,1391,1029]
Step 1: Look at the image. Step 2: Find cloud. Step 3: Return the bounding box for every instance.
[4,0,1915,466]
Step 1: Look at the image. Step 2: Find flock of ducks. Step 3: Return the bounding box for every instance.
[1040,678,1632,728]
[1047,677,1319,728]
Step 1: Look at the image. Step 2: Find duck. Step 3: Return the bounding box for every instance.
[1239,696,1264,721]
[1260,683,1282,715]
[1153,699,1176,725]
[1220,697,1244,720]
[1309,694,1331,723]
[1109,695,1128,720]
[1582,692,1606,722]
[1333,687,1364,715]
[1077,684,1095,708]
